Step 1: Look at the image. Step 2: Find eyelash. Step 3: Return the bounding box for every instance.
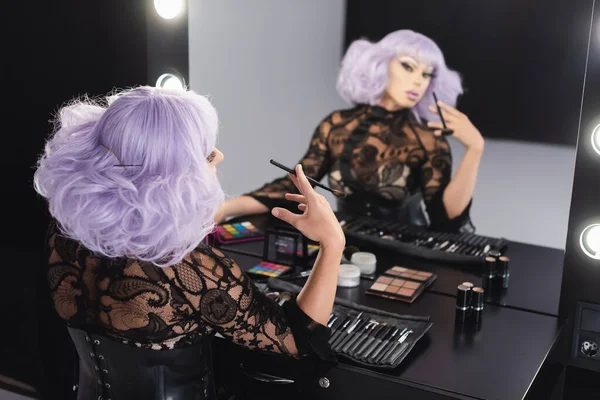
[401,62,435,79]
[207,151,216,163]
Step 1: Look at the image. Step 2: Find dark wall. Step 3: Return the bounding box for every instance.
[344,0,593,146]
[3,0,149,252]
[1,1,148,398]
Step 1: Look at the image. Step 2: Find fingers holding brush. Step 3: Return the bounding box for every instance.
[272,164,343,246]
[285,193,308,212]
[285,193,307,204]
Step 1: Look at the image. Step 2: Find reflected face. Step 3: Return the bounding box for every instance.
[207,147,224,174]
[383,55,435,110]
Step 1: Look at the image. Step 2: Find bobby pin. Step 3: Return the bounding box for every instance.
[101,144,142,168]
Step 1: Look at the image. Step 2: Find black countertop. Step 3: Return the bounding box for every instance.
[222,250,562,400]
[218,214,564,316]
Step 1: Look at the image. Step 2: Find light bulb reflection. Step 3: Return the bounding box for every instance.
[154,0,184,19]
[155,73,184,91]
[592,123,600,155]
[580,224,600,260]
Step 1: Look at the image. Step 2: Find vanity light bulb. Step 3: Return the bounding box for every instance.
[592,123,600,155]
[154,0,184,20]
[580,224,600,260]
[155,73,184,91]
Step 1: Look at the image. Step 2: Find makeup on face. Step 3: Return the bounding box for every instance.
[386,55,433,108]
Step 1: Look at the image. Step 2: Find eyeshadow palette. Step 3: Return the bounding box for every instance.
[214,222,264,244]
[247,261,293,278]
[296,243,319,256]
[366,267,437,303]
[383,266,436,285]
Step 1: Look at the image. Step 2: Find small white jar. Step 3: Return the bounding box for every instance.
[350,252,377,275]
[337,264,361,288]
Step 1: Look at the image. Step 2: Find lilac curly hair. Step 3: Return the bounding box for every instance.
[33,85,224,267]
[336,29,464,121]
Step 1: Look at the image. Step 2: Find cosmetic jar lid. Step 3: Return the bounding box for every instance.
[338,264,361,288]
[351,252,377,275]
[488,250,501,259]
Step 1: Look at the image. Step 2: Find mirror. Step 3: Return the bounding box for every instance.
[188,0,593,250]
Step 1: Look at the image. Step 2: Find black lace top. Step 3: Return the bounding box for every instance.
[45,220,333,360]
[248,104,472,232]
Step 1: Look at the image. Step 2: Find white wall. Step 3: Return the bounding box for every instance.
[188,0,347,208]
[188,1,575,250]
[449,138,575,250]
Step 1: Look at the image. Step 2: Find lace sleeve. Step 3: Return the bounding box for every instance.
[420,136,472,232]
[245,114,333,210]
[164,246,334,360]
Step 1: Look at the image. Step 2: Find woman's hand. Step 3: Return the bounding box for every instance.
[427,101,484,152]
[272,164,345,250]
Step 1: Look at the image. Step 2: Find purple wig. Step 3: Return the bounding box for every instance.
[336,29,463,121]
[33,85,224,267]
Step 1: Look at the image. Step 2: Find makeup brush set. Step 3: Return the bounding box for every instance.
[260,278,433,370]
[326,306,432,369]
[338,215,508,266]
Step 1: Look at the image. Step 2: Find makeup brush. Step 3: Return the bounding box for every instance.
[432,92,454,136]
[270,159,347,198]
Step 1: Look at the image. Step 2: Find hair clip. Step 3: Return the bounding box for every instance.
[101,145,142,168]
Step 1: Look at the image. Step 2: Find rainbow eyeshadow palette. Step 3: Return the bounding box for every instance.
[296,243,319,257]
[214,222,264,244]
[366,267,437,303]
[247,262,293,278]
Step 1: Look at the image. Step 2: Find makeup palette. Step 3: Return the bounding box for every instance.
[297,243,319,256]
[383,266,436,285]
[214,222,264,244]
[246,261,292,278]
[366,267,437,303]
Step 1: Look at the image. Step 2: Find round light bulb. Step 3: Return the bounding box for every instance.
[154,0,184,20]
[580,224,600,260]
[592,123,600,155]
[155,73,184,91]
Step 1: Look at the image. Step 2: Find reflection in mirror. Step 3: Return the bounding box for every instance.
[189,0,592,250]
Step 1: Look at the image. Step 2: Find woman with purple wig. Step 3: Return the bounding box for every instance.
[33,85,344,399]
[218,30,484,232]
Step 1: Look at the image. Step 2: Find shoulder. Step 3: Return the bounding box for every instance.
[188,245,244,278]
[328,104,365,123]
[317,105,364,134]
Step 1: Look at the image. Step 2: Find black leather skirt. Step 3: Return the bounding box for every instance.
[68,327,216,400]
[336,193,429,227]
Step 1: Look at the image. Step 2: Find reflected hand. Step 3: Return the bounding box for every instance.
[427,101,484,152]
[214,203,227,225]
[271,165,345,249]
